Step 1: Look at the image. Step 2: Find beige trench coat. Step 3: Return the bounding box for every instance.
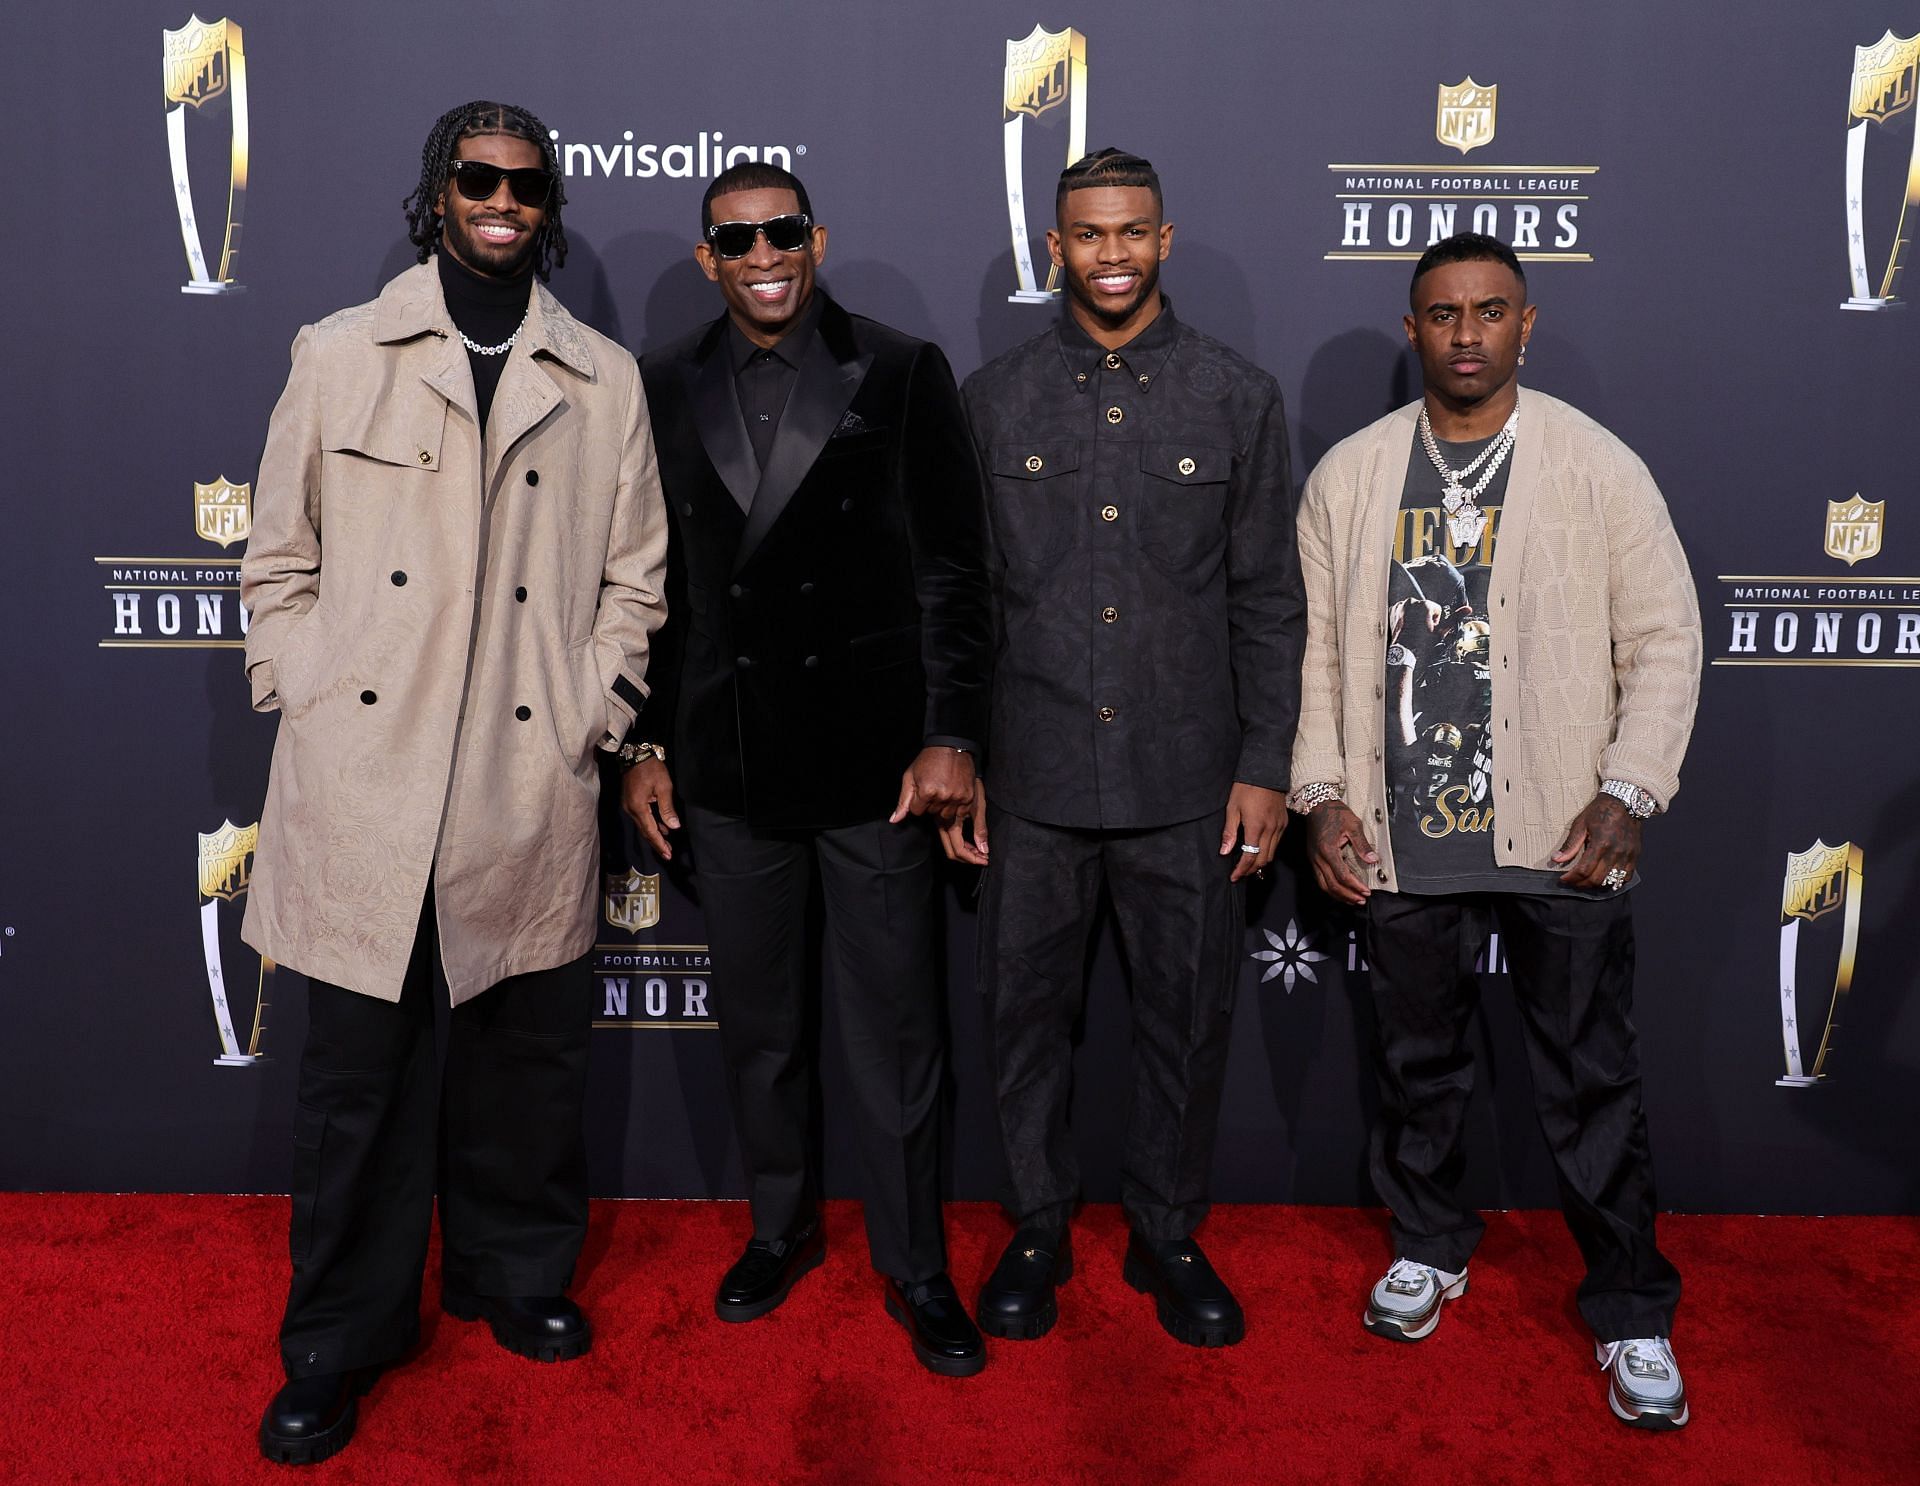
[239,262,668,1003]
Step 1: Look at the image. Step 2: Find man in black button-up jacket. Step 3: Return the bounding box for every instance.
[952,150,1305,1350]
[622,164,993,1377]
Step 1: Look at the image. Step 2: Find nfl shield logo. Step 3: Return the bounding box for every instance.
[1436,78,1497,155]
[195,476,251,547]
[198,819,258,902]
[1004,24,1078,119]
[163,15,232,108]
[1848,31,1920,124]
[1825,496,1884,565]
[604,867,661,933]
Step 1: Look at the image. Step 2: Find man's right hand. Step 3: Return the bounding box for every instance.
[621,757,679,861]
[1305,800,1379,905]
[938,778,990,867]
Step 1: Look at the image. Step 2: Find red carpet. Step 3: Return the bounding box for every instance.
[2,1195,1914,1484]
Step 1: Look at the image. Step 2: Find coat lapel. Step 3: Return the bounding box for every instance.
[375,262,478,428]
[688,319,759,514]
[733,297,872,573]
[484,281,593,493]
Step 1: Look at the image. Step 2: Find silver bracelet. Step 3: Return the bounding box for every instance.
[1289,781,1344,815]
[1599,779,1656,819]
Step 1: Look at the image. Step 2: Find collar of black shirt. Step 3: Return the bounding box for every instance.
[1054,293,1181,393]
[728,290,824,374]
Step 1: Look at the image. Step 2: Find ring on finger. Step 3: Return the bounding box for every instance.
[1239,843,1262,855]
[1603,866,1628,890]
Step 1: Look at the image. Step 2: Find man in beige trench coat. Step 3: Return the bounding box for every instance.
[241,102,668,1466]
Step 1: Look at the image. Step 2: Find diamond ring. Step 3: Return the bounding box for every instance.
[1240,843,1262,855]
[1603,867,1628,890]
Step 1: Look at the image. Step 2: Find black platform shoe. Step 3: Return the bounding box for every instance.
[976,1228,1073,1340]
[1122,1231,1245,1348]
[884,1273,988,1377]
[715,1218,826,1322]
[258,1369,376,1466]
[442,1290,592,1363]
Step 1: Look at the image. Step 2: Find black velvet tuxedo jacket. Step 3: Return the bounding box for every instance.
[638,295,993,829]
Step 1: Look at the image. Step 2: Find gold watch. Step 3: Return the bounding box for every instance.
[617,740,666,768]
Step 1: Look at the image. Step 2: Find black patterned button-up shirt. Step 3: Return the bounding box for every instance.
[960,302,1305,829]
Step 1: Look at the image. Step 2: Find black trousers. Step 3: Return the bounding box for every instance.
[977,806,1240,1242]
[279,892,595,1379]
[1364,889,1681,1341]
[684,803,947,1284]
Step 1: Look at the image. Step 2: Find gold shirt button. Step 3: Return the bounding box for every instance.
[1106,406,1124,425]
[1177,457,1196,476]
[1097,705,1117,722]
[1101,607,1118,623]
[1100,504,1119,522]
[1105,352,1122,370]
[1025,455,1044,472]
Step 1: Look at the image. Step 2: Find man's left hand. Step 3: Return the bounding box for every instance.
[1552,794,1643,889]
[890,747,977,825]
[1222,782,1288,882]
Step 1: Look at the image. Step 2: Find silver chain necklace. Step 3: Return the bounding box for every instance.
[1418,398,1520,548]
[459,314,526,357]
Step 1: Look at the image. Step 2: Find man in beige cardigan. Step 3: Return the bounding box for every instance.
[1291,234,1700,1430]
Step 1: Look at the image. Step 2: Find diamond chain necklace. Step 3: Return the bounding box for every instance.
[1418,396,1520,549]
[460,314,526,357]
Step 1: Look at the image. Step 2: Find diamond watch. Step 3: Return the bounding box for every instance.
[1599,779,1656,819]
[617,740,666,769]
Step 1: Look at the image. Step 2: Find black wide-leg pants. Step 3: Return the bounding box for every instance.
[977,806,1240,1243]
[279,891,595,1379]
[1364,888,1681,1341]
[684,804,947,1285]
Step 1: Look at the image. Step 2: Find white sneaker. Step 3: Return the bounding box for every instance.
[1362,1258,1468,1342]
[1596,1337,1689,1430]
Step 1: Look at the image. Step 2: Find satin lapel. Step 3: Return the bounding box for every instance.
[733,336,873,573]
[690,345,759,514]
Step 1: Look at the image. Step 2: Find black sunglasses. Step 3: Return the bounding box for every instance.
[705,213,812,259]
[449,159,556,208]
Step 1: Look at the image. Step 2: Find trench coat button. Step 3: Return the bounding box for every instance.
[360,690,377,705]
[800,582,815,595]
[1105,352,1122,370]
[1106,406,1124,425]
[1100,504,1119,522]
[525,469,539,486]
[515,586,527,602]
[515,705,532,721]
[1097,705,1117,722]
[417,450,431,465]
[729,583,744,598]
[1026,455,1044,473]
[390,571,407,586]
[1101,606,1118,623]
[841,498,854,513]
[681,502,694,517]
[804,655,819,669]
[1178,457,1195,475]
[735,656,753,670]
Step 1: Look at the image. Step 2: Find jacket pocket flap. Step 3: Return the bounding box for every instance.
[322,392,446,472]
[991,442,1080,480]
[1140,443,1230,484]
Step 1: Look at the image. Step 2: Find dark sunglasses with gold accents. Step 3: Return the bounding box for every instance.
[705,213,812,259]
[448,158,556,208]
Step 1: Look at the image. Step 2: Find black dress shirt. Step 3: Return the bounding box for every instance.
[960,301,1305,829]
[730,293,824,474]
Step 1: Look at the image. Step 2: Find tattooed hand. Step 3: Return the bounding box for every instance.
[1551,794,1643,889]
[1305,800,1380,905]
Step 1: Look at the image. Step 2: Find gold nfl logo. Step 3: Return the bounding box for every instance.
[1436,78,1497,155]
[198,819,258,902]
[1824,496,1884,565]
[194,476,251,548]
[1005,24,1078,119]
[604,867,661,933]
[163,15,231,108]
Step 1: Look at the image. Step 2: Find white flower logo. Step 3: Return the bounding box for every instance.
[1251,920,1328,993]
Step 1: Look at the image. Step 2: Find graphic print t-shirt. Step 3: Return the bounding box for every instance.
[1383,428,1603,896]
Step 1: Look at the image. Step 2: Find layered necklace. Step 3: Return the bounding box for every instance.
[1418,396,1520,549]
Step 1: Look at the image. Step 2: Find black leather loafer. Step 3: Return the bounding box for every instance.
[442,1291,592,1363]
[258,1369,376,1466]
[976,1227,1073,1340]
[1122,1230,1245,1348]
[715,1218,826,1322]
[884,1272,987,1377]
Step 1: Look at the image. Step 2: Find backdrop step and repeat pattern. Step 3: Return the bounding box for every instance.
[5,2,1915,1214]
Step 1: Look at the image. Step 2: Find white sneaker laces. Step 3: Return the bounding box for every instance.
[1602,1337,1674,1379]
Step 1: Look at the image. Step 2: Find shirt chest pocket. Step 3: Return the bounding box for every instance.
[988,441,1080,569]
[1137,442,1232,571]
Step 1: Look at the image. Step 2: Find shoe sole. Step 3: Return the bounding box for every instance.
[714,1242,826,1323]
[1362,1273,1469,1343]
[975,1254,1073,1341]
[883,1293,988,1377]
[1609,1383,1689,1431]
[442,1295,592,1363]
[1122,1251,1245,1348]
[258,1373,376,1467]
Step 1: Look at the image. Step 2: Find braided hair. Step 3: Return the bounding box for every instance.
[404,100,569,280]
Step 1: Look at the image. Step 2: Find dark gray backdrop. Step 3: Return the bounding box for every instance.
[5,1,1916,1217]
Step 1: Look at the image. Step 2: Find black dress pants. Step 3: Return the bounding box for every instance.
[279,891,595,1378]
[976,806,1240,1243]
[684,803,947,1284]
[1364,888,1681,1341]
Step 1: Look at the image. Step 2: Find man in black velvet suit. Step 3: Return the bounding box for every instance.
[621,163,993,1376]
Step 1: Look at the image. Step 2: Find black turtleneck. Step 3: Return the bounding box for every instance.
[437,249,533,433]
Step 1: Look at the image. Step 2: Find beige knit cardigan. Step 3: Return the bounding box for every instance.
[1289,390,1701,891]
